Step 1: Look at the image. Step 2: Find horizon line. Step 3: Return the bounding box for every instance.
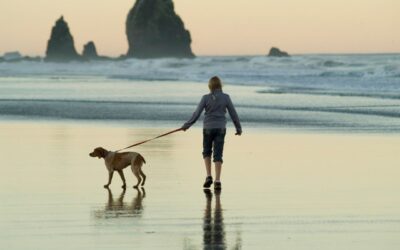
[2,51,400,59]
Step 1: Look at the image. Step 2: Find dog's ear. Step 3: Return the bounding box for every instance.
[99,147,107,158]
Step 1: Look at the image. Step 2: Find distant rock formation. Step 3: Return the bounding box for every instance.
[46,16,80,61]
[126,0,194,58]
[268,47,290,57]
[82,41,98,59]
[0,52,41,62]
[2,51,22,61]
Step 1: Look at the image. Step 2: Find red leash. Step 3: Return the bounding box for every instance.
[115,128,183,152]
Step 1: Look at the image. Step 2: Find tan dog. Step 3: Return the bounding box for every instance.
[89,147,146,188]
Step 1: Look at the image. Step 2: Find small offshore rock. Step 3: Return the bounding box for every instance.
[82,41,99,59]
[268,47,290,57]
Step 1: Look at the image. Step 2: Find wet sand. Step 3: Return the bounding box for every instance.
[1,121,400,249]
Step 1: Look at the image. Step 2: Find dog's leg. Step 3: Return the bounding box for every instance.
[105,187,113,210]
[117,188,126,207]
[104,171,114,188]
[139,168,146,186]
[131,165,142,188]
[117,170,127,189]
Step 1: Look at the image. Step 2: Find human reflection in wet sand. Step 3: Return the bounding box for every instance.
[94,187,145,219]
[203,189,226,249]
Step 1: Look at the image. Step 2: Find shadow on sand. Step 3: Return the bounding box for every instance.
[93,187,145,219]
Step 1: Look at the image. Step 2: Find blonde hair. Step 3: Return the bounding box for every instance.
[208,76,222,91]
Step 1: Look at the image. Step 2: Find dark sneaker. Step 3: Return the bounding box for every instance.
[203,176,213,188]
[214,181,222,190]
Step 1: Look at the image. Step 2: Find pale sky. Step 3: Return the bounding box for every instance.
[0,0,399,56]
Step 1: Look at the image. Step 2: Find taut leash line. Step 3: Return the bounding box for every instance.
[115,128,183,152]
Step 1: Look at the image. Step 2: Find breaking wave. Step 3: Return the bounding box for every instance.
[1,54,399,83]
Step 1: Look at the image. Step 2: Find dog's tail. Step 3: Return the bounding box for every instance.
[134,153,146,167]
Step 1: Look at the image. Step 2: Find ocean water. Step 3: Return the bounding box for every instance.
[1,54,400,132]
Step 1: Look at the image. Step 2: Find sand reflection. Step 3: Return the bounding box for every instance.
[94,187,145,219]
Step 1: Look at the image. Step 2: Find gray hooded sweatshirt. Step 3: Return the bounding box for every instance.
[182,89,242,133]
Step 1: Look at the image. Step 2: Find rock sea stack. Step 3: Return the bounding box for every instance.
[126,0,194,58]
[46,16,80,62]
[268,47,290,57]
[82,41,98,59]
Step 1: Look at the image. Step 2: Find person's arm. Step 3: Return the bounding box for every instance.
[226,95,242,135]
[182,96,206,130]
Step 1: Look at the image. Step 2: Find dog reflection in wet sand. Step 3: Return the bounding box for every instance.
[94,187,145,219]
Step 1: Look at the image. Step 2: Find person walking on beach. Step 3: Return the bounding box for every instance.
[182,76,242,190]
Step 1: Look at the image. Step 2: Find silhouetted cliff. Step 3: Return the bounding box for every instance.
[46,16,80,61]
[126,0,194,58]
